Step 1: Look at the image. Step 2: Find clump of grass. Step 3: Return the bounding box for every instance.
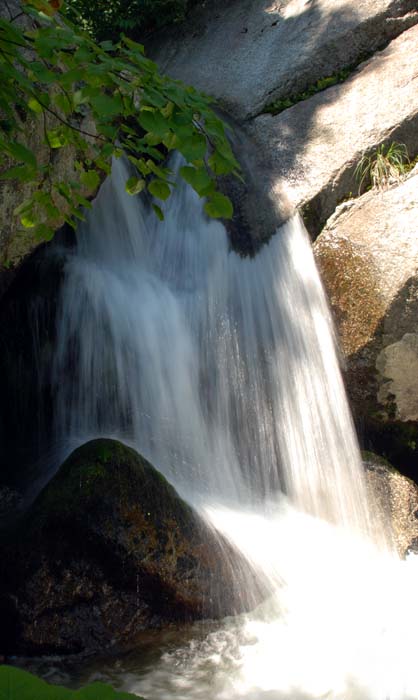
[355,142,410,193]
[405,152,418,174]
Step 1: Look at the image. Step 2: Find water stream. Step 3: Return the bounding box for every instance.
[50,158,418,699]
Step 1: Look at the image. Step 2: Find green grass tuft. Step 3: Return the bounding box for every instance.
[355,142,410,193]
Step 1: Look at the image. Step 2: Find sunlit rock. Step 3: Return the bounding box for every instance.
[149,0,418,120]
[314,168,418,474]
[250,24,418,235]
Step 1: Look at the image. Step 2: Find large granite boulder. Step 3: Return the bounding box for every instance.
[149,0,418,120]
[314,168,418,475]
[0,439,261,656]
[250,23,418,236]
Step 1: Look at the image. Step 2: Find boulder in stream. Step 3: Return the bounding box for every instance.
[0,439,261,656]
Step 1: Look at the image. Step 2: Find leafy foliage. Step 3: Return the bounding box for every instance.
[355,142,410,193]
[0,0,239,242]
[65,0,200,43]
[0,665,143,700]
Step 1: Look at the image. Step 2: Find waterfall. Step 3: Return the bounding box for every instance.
[55,157,375,536]
[52,158,418,700]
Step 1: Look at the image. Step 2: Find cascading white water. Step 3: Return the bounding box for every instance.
[55,158,374,534]
[52,158,418,699]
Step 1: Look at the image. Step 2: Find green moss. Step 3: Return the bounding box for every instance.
[262,66,354,116]
[361,450,395,470]
[262,49,379,117]
[26,439,195,537]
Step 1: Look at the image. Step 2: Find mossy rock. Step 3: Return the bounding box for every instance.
[361,450,396,471]
[0,439,259,656]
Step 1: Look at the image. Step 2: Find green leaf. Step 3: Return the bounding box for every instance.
[0,665,143,700]
[46,128,68,149]
[152,203,164,221]
[99,40,115,51]
[127,157,150,176]
[204,192,233,219]
[122,36,145,55]
[27,97,43,114]
[179,165,213,196]
[0,19,26,46]
[0,0,242,239]
[90,94,123,117]
[146,160,171,180]
[125,176,146,195]
[33,223,55,241]
[29,61,56,84]
[144,132,163,146]
[148,179,170,201]
[162,132,179,151]
[20,213,37,228]
[216,139,239,167]
[6,141,37,168]
[141,87,167,109]
[208,151,234,176]
[73,90,88,108]
[53,92,72,115]
[72,682,121,699]
[203,116,226,140]
[138,110,169,138]
[177,133,206,162]
[80,169,100,191]
[0,165,36,183]
[0,665,62,700]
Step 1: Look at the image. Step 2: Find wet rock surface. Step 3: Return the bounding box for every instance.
[0,439,261,656]
[364,452,418,557]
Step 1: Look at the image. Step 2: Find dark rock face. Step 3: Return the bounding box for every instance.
[0,232,73,492]
[0,439,261,656]
[0,487,22,519]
